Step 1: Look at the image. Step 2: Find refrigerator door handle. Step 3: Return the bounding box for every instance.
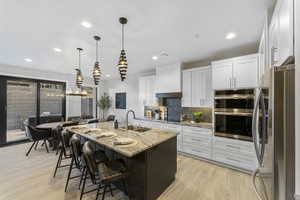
[252,168,269,200]
[259,92,267,164]
[252,88,262,165]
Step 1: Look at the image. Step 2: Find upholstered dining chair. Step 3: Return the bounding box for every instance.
[25,125,52,156]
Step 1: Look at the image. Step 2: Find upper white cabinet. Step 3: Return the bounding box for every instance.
[182,66,212,107]
[156,63,182,93]
[212,54,259,90]
[182,71,192,107]
[212,61,233,90]
[233,56,258,88]
[139,75,157,108]
[269,0,294,67]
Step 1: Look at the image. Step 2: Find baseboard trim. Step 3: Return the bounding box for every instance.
[295,194,300,200]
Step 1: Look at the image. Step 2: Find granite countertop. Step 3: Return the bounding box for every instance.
[135,117,213,129]
[67,122,178,158]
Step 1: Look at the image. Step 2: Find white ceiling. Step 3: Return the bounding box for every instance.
[0,0,274,79]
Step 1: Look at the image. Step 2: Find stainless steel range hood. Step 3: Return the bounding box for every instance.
[155,92,182,98]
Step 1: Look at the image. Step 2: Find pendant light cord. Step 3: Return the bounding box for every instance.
[96,40,99,62]
[78,49,81,70]
[122,24,124,50]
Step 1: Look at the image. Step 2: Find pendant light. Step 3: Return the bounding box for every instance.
[75,48,84,88]
[117,17,128,81]
[93,36,102,85]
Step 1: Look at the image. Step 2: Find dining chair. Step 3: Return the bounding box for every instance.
[53,127,73,177]
[25,125,52,156]
[82,141,129,200]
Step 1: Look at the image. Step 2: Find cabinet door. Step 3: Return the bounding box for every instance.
[147,75,157,106]
[269,15,279,67]
[182,71,192,107]
[191,70,201,107]
[212,62,233,90]
[278,0,294,66]
[233,56,258,88]
[202,68,213,107]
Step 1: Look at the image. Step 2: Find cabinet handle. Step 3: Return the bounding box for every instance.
[191,138,202,142]
[226,157,240,163]
[229,78,232,88]
[192,149,202,153]
[226,144,241,149]
[234,77,237,88]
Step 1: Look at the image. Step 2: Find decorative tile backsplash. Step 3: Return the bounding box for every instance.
[144,106,213,123]
[181,107,212,123]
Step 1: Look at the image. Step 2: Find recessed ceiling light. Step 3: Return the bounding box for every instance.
[53,48,62,52]
[81,21,92,28]
[106,74,111,77]
[24,58,32,62]
[226,32,236,40]
[152,56,159,60]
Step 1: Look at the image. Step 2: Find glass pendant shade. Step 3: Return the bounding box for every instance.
[75,48,83,88]
[93,36,101,85]
[118,49,128,81]
[76,68,83,88]
[117,17,128,81]
[93,61,101,85]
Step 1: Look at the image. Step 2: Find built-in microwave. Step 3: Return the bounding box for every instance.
[214,89,255,141]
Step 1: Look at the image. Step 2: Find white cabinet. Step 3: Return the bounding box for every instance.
[182,66,212,107]
[139,75,157,107]
[212,61,233,90]
[212,137,258,171]
[258,16,269,87]
[212,54,259,90]
[156,63,181,93]
[269,0,294,67]
[233,56,258,88]
[182,71,192,107]
[182,126,213,159]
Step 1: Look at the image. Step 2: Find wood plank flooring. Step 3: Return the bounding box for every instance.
[0,143,258,200]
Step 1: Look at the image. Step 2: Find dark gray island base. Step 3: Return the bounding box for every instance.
[124,137,177,200]
[67,123,178,200]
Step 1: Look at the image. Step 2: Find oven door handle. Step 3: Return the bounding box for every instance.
[252,88,262,165]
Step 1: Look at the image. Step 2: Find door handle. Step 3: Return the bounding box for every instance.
[252,88,262,165]
[252,169,269,200]
[259,92,266,164]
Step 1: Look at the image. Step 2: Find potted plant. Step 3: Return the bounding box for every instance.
[97,93,112,120]
[193,112,203,123]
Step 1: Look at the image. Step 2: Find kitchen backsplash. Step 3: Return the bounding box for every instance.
[144,106,212,123]
[181,107,212,123]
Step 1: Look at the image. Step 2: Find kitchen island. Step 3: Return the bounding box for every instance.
[67,122,178,200]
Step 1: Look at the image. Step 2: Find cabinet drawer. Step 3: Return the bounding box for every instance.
[213,149,257,170]
[183,134,211,146]
[213,137,255,154]
[182,126,212,134]
[183,143,211,159]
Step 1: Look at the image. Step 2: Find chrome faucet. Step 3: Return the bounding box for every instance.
[126,109,136,130]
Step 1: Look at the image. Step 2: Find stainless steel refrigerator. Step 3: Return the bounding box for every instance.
[252,64,295,200]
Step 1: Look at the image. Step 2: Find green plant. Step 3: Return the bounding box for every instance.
[97,93,112,120]
[193,112,203,122]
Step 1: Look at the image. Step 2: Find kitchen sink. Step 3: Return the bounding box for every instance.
[120,125,151,133]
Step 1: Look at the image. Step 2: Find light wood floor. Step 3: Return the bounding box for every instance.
[0,143,258,200]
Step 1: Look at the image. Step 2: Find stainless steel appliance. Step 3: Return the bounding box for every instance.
[252,65,295,200]
[214,89,255,141]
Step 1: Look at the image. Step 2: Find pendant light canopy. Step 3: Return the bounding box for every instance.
[117,17,128,81]
[75,48,84,88]
[93,35,101,85]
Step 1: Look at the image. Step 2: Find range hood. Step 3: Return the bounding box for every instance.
[155,92,182,98]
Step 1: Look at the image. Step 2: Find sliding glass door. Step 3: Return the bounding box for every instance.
[0,76,66,145]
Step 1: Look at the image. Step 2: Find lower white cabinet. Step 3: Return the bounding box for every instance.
[212,137,258,171]
[181,126,212,159]
[133,119,258,172]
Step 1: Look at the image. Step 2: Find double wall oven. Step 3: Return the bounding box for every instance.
[214,89,268,141]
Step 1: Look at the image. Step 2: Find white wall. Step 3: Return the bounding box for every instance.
[295,0,300,197]
[0,63,98,119]
[102,75,141,124]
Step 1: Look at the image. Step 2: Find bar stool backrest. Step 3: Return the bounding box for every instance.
[82,141,98,184]
[70,134,82,168]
